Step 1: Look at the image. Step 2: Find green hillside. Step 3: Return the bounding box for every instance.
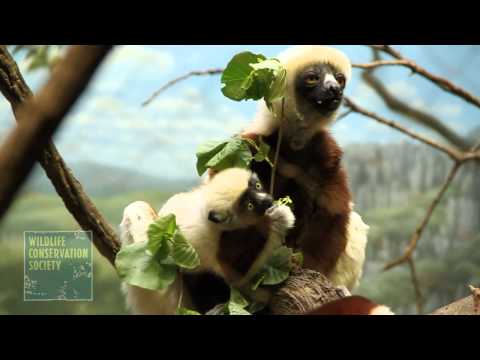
[0,189,173,315]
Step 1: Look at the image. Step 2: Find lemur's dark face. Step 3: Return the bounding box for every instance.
[295,63,346,116]
[236,173,273,216]
[208,173,273,227]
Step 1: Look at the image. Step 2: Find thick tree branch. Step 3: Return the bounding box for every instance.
[0,45,120,265]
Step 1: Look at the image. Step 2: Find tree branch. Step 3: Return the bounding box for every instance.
[359,65,472,150]
[343,97,470,162]
[352,45,480,109]
[407,258,424,314]
[0,45,121,265]
[142,68,223,107]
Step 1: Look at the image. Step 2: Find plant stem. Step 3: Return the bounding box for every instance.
[270,98,285,196]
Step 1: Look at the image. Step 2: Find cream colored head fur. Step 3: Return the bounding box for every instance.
[244,45,352,137]
[202,168,251,213]
[277,45,352,87]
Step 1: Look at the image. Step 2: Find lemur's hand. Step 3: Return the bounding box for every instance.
[266,204,295,237]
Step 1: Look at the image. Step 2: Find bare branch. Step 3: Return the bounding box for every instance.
[356,45,480,109]
[408,258,424,314]
[343,97,465,161]
[142,68,223,107]
[0,45,121,265]
[384,162,462,271]
[360,67,472,150]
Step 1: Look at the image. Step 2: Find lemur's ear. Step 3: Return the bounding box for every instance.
[208,210,228,224]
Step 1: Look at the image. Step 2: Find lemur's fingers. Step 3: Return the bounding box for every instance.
[120,201,158,245]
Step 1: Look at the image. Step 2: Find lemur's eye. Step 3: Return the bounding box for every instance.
[247,202,254,211]
[255,182,262,190]
[335,73,346,87]
[305,74,320,86]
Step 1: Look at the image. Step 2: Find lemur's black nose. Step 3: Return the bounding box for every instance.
[257,194,274,214]
[325,81,342,98]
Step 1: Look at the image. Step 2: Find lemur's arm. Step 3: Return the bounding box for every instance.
[235,204,295,288]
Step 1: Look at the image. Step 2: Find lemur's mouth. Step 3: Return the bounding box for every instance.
[315,96,342,112]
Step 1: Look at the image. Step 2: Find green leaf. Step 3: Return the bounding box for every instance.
[115,242,177,290]
[261,246,293,285]
[176,308,201,315]
[266,67,287,105]
[251,273,266,291]
[250,246,294,289]
[27,47,49,72]
[226,287,251,315]
[274,196,293,207]
[171,231,201,269]
[292,251,304,267]
[228,302,251,315]
[204,137,253,173]
[147,214,176,258]
[196,140,228,176]
[245,67,275,101]
[253,137,271,163]
[221,52,266,101]
[230,287,249,308]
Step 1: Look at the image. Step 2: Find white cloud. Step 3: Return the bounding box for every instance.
[433,103,462,117]
[352,83,381,107]
[104,46,174,72]
[149,97,203,113]
[410,98,428,112]
[388,80,418,99]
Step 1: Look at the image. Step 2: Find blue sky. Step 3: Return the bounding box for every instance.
[0,45,479,181]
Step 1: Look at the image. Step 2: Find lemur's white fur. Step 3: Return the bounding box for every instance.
[328,207,369,290]
[119,168,295,314]
[369,305,395,315]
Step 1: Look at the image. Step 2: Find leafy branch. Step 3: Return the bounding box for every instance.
[194,51,287,197]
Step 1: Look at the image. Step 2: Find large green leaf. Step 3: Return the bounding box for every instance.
[147,214,176,258]
[203,137,253,173]
[171,231,201,269]
[221,52,266,101]
[221,53,287,110]
[196,140,228,176]
[261,246,293,285]
[251,246,295,289]
[115,242,177,290]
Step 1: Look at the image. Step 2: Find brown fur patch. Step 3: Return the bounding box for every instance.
[307,296,377,315]
[217,219,270,283]
[250,129,351,276]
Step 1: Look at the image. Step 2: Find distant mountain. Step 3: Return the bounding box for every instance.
[23,161,197,196]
